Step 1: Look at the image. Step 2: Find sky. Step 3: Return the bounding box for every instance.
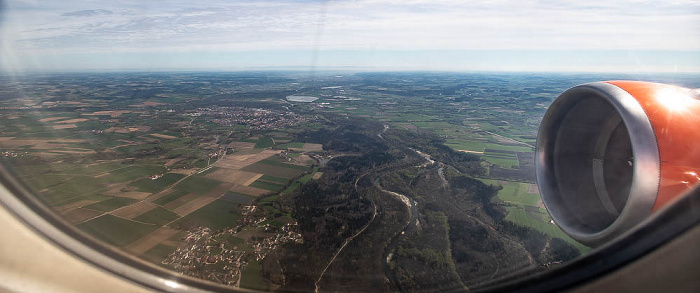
[1,0,699,73]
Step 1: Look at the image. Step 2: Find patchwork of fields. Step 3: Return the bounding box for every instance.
[55,142,313,259]
[3,108,319,272]
[0,71,628,289]
[479,178,588,252]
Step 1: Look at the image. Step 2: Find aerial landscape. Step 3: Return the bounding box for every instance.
[0,0,697,291]
[1,71,697,291]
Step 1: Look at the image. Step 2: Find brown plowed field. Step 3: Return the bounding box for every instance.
[111,202,157,219]
[168,168,198,175]
[241,163,304,178]
[215,149,281,170]
[62,208,103,224]
[527,183,540,194]
[228,184,269,197]
[38,117,69,122]
[227,141,256,150]
[150,133,177,139]
[52,124,77,129]
[204,169,261,184]
[242,174,263,186]
[172,197,218,216]
[116,191,152,200]
[84,110,132,117]
[54,199,98,213]
[55,118,88,124]
[302,143,323,151]
[146,189,176,203]
[203,182,234,198]
[163,192,199,210]
[125,226,181,254]
[0,138,85,149]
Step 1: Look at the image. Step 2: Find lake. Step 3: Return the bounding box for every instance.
[286,95,318,102]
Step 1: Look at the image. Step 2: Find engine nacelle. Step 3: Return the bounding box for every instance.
[536,81,700,247]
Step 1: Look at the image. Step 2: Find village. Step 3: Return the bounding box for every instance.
[162,205,303,287]
[195,106,310,131]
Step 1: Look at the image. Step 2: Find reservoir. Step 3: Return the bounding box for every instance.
[286,95,318,102]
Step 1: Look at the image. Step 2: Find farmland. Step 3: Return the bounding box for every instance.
[0,75,324,287]
[4,71,693,290]
[77,214,160,247]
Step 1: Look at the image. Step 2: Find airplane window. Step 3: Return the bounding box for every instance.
[0,1,698,292]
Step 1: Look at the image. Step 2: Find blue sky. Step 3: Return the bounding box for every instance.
[1,0,699,73]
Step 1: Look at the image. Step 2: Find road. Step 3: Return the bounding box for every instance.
[314,204,377,293]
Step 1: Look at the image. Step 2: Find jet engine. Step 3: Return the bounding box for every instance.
[536,81,700,247]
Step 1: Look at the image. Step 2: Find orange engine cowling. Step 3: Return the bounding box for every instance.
[536,81,700,247]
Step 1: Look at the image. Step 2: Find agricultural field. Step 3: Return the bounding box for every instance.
[173,199,241,231]
[480,178,587,252]
[152,190,191,206]
[490,180,541,206]
[77,214,161,247]
[249,179,285,191]
[222,191,255,205]
[142,244,178,263]
[5,71,682,290]
[0,81,324,286]
[133,206,180,226]
[130,173,187,194]
[240,261,269,291]
[254,137,275,149]
[173,176,221,195]
[84,197,138,212]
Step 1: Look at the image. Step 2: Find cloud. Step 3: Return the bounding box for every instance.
[61,9,113,17]
[1,0,698,72]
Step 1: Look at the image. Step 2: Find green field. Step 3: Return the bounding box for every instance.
[477,178,500,186]
[240,260,269,291]
[276,142,305,149]
[104,165,166,182]
[504,207,588,252]
[281,182,300,195]
[249,180,284,191]
[281,173,313,195]
[259,175,290,183]
[482,155,519,169]
[197,167,219,176]
[494,181,540,206]
[133,206,180,226]
[143,244,177,261]
[483,152,517,160]
[483,143,533,153]
[241,163,305,179]
[84,197,138,212]
[20,174,72,190]
[174,176,221,195]
[129,173,186,193]
[214,234,245,249]
[77,214,159,247]
[259,219,285,228]
[63,163,125,176]
[174,199,241,230]
[254,137,274,148]
[43,176,109,206]
[445,139,487,152]
[259,159,309,170]
[222,191,255,204]
[478,177,588,252]
[153,189,190,205]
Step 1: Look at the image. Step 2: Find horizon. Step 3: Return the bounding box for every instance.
[1,1,699,73]
[3,67,700,76]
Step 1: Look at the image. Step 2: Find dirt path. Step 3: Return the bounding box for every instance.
[314,204,377,293]
[314,171,382,292]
